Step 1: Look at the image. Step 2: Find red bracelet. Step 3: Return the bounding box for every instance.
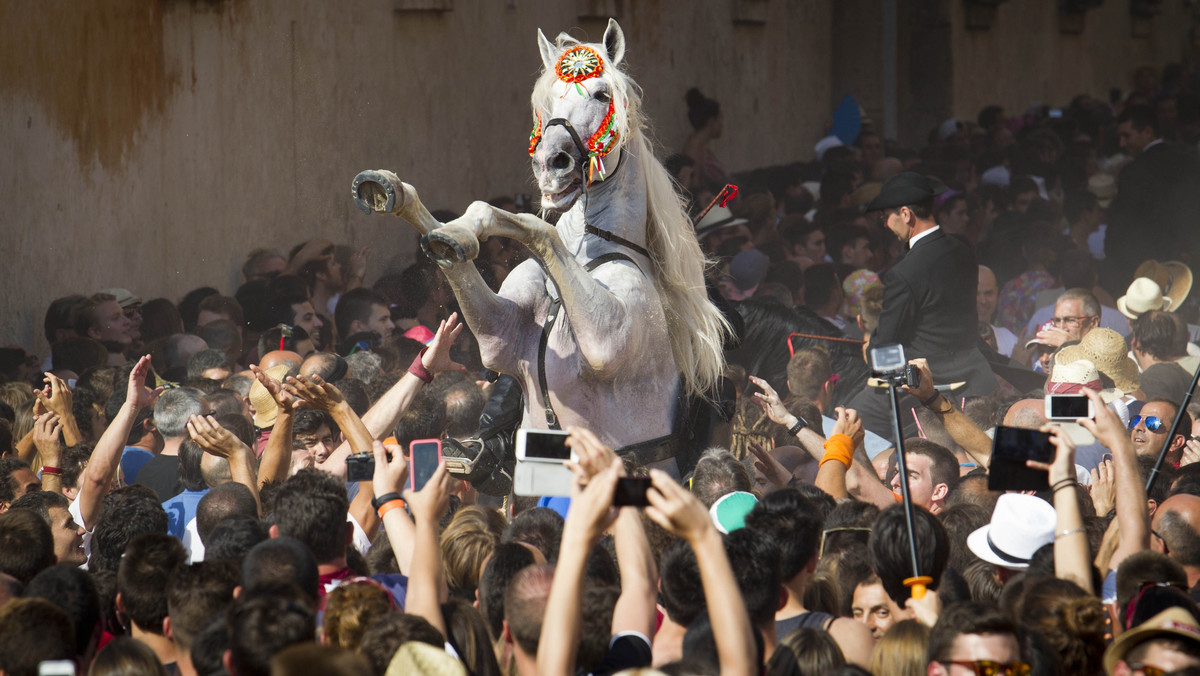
[407,348,434,384]
[41,466,62,476]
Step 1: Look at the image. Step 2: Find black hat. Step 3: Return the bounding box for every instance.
[863,171,948,212]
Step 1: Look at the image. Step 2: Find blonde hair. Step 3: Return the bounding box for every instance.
[440,505,506,597]
[322,582,393,651]
[530,32,729,399]
[870,619,930,676]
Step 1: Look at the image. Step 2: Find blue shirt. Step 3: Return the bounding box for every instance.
[121,447,155,484]
[162,489,208,540]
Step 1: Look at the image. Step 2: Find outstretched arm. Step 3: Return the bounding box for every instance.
[902,359,991,466]
[249,364,297,487]
[78,356,160,527]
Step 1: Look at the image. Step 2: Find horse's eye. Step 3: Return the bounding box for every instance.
[595,90,611,103]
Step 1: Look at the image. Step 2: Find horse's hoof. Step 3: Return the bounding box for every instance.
[422,226,480,267]
[351,170,403,215]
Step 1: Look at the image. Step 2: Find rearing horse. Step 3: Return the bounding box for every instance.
[351,19,728,461]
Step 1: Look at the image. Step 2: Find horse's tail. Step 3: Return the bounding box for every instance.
[636,134,731,399]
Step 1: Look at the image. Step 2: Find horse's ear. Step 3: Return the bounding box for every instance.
[537,28,557,72]
[602,18,625,66]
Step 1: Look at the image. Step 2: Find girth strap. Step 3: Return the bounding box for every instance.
[537,252,639,429]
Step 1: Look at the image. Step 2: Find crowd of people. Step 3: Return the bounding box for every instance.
[2,62,1200,676]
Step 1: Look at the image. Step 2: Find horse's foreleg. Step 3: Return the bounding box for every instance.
[351,170,443,235]
[449,203,648,378]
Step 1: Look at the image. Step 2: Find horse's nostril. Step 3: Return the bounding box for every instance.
[549,151,572,171]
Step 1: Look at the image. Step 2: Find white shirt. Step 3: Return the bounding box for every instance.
[991,324,1017,357]
[907,225,941,249]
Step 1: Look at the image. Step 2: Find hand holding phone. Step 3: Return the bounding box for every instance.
[1044,394,1093,421]
[988,426,1055,491]
[409,439,443,492]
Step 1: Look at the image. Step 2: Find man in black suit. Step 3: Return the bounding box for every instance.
[1104,105,1200,293]
[848,172,997,437]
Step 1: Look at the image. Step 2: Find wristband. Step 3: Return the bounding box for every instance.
[377,499,407,519]
[1051,478,1076,492]
[40,466,61,476]
[920,391,942,408]
[1057,528,1086,538]
[788,417,808,436]
[819,434,854,469]
[407,348,434,384]
[371,492,403,510]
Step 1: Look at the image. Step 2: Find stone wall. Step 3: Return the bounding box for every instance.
[0,0,832,355]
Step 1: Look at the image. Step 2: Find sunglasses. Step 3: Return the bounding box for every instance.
[1126,664,1165,676]
[1129,415,1166,433]
[941,660,1031,676]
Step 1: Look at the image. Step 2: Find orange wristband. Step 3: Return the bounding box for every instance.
[377,499,407,518]
[819,434,854,469]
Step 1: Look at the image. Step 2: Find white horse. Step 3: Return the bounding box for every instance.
[352,19,728,459]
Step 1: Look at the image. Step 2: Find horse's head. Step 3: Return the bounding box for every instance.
[529,19,633,212]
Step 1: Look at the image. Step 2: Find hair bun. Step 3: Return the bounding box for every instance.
[685,88,706,110]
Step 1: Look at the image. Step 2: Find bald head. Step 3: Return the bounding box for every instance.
[259,350,302,372]
[872,157,903,183]
[1003,399,1047,429]
[1154,494,1200,567]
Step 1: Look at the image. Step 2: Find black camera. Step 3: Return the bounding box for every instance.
[345,452,375,482]
[869,344,920,389]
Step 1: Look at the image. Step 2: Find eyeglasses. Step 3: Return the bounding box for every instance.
[1129,415,1166,433]
[1050,315,1095,327]
[941,660,1031,676]
[1127,664,1166,676]
[818,526,872,558]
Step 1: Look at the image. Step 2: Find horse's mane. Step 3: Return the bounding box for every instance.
[530,32,730,399]
[726,299,869,407]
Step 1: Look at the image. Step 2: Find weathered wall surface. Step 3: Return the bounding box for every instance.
[0,0,831,355]
[949,0,1189,124]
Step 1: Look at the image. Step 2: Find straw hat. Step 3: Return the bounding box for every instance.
[1104,607,1200,675]
[694,205,747,239]
[1117,277,1169,319]
[249,364,291,429]
[386,642,467,676]
[1133,260,1193,314]
[1056,328,1140,393]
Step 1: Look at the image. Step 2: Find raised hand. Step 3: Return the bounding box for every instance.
[1182,438,1200,468]
[404,463,452,524]
[1077,388,1130,454]
[565,426,618,486]
[749,441,792,491]
[127,355,162,410]
[249,364,298,413]
[420,312,467,374]
[371,440,410,498]
[901,358,937,404]
[347,246,370,283]
[186,414,250,459]
[831,406,865,448]
[1089,458,1116,515]
[564,458,622,542]
[748,375,791,427]
[645,469,714,544]
[31,412,63,461]
[36,372,73,420]
[1027,423,1077,484]
[283,374,344,411]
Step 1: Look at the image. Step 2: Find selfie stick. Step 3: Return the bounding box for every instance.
[1145,359,1200,494]
[886,378,932,600]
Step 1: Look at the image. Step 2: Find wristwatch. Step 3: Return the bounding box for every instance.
[788,416,808,436]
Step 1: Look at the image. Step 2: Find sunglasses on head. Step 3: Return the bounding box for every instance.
[941,660,1031,676]
[1129,415,1166,433]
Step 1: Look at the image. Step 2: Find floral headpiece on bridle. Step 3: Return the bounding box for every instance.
[528,45,620,183]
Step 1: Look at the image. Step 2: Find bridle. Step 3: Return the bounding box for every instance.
[527,44,647,259]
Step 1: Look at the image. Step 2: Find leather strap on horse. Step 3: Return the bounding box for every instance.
[538,252,641,429]
[541,116,645,258]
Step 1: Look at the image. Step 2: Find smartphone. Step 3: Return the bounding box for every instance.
[514,429,575,497]
[38,662,76,676]
[613,477,652,507]
[409,439,443,492]
[1044,394,1093,421]
[988,425,1055,491]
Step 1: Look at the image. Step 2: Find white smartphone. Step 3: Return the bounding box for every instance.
[514,429,575,497]
[38,661,76,676]
[1044,394,1094,421]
